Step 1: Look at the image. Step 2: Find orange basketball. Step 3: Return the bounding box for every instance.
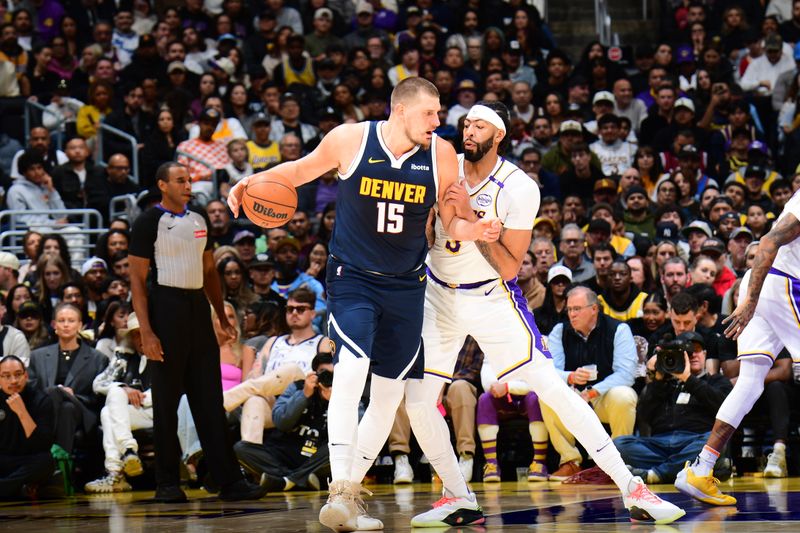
[241,172,297,228]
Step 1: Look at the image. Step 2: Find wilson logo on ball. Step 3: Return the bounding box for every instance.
[252,202,289,219]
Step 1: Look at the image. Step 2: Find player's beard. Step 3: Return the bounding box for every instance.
[463,137,494,162]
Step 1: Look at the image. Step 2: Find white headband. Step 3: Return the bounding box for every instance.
[465,104,506,133]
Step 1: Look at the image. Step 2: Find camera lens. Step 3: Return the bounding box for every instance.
[317,369,333,388]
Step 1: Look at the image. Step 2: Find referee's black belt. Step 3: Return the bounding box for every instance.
[426,268,497,290]
[154,285,205,295]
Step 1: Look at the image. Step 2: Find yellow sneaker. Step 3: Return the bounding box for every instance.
[674,462,737,506]
[527,460,549,482]
[482,462,501,483]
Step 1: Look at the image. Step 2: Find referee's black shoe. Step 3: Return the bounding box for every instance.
[152,484,188,503]
[219,479,269,501]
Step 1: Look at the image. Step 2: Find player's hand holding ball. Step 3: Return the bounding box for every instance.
[227,171,298,228]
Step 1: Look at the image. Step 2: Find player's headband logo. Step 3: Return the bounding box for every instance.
[465,105,506,133]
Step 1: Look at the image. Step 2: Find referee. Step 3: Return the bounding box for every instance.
[129,162,266,502]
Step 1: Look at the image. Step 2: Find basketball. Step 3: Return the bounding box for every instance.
[241,173,297,228]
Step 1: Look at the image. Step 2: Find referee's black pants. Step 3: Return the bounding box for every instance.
[150,286,242,489]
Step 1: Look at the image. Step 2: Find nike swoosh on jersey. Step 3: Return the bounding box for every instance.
[419,274,427,282]
[484,286,495,296]
[368,157,386,164]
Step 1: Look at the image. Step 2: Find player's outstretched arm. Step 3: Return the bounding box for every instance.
[724,212,800,339]
[435,140,501,243]
[227,123,364,217]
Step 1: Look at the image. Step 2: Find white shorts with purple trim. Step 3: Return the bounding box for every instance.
[737,268,800,363]
[421,275,551,382]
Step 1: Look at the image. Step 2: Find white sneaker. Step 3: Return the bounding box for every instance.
[84,472,132,494]
[319,480,383,532]
[458,454,474,483]
[410,491,485,528]
[393,454,414,484]
[764,451,787,478]
[623,477,686,524]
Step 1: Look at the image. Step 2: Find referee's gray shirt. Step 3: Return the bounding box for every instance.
[129,205,212,289]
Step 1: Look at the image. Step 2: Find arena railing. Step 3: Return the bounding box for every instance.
[24,101,65,151]
[97,121,140,184]
[0,208,103,231]
[0,228,109,269]
[174,149,220,205]
[0,208,105,267]
[108,193,141,223]
[595,0,612,45]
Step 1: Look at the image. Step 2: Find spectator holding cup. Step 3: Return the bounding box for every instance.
[542,286,639,480]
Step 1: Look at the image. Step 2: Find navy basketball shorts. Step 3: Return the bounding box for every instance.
[325,257,426,380]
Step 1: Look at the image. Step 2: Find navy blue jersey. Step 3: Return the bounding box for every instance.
[329,121,439,275]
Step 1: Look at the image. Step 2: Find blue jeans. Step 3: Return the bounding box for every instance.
[614,430,711,482]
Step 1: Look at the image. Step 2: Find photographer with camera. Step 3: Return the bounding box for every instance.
[614,332,732,484]
[222,288,329,445]
[647,291,731,373]
[235,353,337,492]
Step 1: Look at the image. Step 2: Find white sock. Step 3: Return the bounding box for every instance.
[693,445,720,477]
[349,374,406,484]
[774,442,786,455]
[405,378,471,499]
[327,351,371,481]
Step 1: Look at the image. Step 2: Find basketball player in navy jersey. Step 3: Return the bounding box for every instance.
[228,77,500,532]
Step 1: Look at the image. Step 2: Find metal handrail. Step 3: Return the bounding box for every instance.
[109,193,140,222]
[595,0,612,45]
[0,228,109,268]
[0,209,103,230]
[175,149,220,203]
[24,100,65,151]
[97,121,140,184]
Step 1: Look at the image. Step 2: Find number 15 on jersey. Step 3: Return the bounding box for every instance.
[376,202,404,233]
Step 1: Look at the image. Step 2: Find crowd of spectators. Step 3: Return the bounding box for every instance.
[2,0,800,498]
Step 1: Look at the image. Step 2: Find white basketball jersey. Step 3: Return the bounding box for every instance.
[262,334,324,374]
[427,155,540,284]
[772,188,800,279]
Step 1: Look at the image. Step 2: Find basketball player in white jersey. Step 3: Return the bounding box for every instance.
[676,189,800,505]
[383,102,685,527]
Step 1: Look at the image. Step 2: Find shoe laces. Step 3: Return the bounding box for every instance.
[629,482,663,505]
[484,463,498,475]
[432,496,457,509]
[353,484,374,516]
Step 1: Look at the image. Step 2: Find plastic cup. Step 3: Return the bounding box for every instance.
[516,467,529,482]
[584,364,598,381]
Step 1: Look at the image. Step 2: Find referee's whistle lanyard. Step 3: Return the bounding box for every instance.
[156,203,188,216]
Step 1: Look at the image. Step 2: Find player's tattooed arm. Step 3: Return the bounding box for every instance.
[475,234,504,273]
[474,227,531,280]
[724,213,800,339]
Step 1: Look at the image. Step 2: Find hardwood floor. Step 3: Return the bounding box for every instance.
[1,476,799,531]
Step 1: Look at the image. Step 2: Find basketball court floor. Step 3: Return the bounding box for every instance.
[2,476,800,532]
